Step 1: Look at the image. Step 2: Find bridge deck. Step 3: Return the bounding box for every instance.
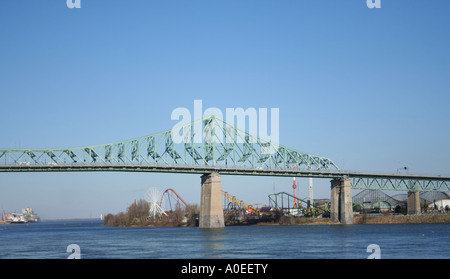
[1,163,449,192]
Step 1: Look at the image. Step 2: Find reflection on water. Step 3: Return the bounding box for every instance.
[201,228,225,258]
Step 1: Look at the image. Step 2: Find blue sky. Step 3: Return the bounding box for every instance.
[1,0,449,219]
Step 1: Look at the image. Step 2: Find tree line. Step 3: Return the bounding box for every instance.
[103,199,199,227]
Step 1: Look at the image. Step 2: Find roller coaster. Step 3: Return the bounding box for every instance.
[268,192,330,217]
[156,187,261,215]
[222,190,330,217]
[352,189,450,214]
[222,190,261,215]
[159,188,190,212]
[157,187,330,218]
[157,187,449,220]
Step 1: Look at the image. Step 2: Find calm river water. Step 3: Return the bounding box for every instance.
[0,220,449,259]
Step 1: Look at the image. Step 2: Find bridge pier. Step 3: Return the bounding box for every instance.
[330,178,353,224]
[199,172,225,229]
[407,191,421,215]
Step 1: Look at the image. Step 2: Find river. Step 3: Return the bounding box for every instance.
[0,220,449,259]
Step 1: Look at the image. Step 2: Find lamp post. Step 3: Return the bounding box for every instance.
[397,166,409,174]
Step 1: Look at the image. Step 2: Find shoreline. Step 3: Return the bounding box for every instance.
[253,214,450,226]
[352,213,450,225]
[101,213,450,227]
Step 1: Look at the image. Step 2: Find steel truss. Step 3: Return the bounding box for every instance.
[351,176,450,192]
[1,116,450,193]
[0,115,338,172]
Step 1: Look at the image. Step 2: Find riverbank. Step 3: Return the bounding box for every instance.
[255,214,450,226]
[103,213,450,227]
[252,216,336,226]
[353,213,450,224]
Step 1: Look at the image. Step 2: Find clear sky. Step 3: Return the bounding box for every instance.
[1,0,449,220]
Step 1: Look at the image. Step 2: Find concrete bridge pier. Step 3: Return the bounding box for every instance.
[331,178,353,224]
[407,191,421,215]
[199,172,225,229]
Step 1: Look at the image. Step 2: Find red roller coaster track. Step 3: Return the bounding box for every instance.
[159,188,189,211]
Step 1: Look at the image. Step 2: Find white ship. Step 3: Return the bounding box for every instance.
[2,207,39,224]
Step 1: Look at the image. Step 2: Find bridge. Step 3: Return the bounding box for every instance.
[1,115,449,227]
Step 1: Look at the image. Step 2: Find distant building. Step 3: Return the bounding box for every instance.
[427,199,450,211]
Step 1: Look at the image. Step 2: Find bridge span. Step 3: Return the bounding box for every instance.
[1,116,449,227]
[2,163,449,192]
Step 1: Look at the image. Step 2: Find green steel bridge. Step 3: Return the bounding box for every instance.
[1,116,449,193]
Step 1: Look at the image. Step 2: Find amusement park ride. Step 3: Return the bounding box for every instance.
[148,180,330,220]
[141,181,450,223]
